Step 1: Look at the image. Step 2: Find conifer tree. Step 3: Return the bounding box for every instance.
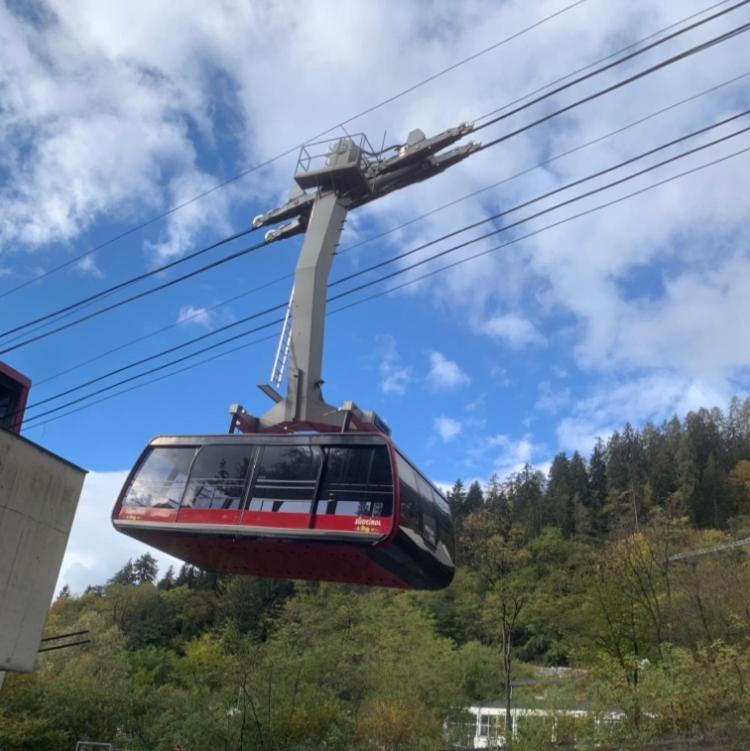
[465,481,484,515]
[447,479,467,522]
[133,552,158,585]
[108,559,137,586]
[157,565,176,590]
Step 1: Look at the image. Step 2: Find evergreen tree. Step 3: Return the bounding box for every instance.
[679,409,728,527]
[465,481,484,515]
[606,430,628,493]
[506,464,546,537]
[644,418,680,506]
[446,479,467,522]
[133,552,159,585]
[725,397,750,465]
[485,473,511,539]
[157,565,176,590]
[589,439,608,510]
[108,559,137,586]
[545,453,573,534]
[569,452,590,507]
[175,564,197,588]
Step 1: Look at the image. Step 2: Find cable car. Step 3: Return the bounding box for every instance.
[112,131,467,590]
[112,431,455,590]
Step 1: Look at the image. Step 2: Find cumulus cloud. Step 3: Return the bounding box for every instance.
[2,0,749,474]
[427,351,470,389]
[556,371,729,455]
[177,304,215,329]
[489,433,538,478]
[434,415,462,443]
[56,471,181,595]
[535,380,571,414]
[479,313,547,348]
[377,334,411,395]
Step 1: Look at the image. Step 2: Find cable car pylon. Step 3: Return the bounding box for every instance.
[231,124,480,433]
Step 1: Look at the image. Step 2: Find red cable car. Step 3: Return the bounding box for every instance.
[0,361,31,435]
[112,133,465,590]
[112,431,454,590]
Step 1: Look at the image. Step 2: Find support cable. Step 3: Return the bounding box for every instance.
[475,18,750,153]
[471,0,735,126]
[0,0,589,300]
[473,0,750,132]
[6,19,747,358]
[34,271,293,386]
[5,3,746,344]
[0,236,275,356]
[339,68,750,258]
[32,69,750,389]
[24,142,750,430]
[21,128,750,424]
[0,226,258,341]
[331,112,750,287]
[24,113,746,414]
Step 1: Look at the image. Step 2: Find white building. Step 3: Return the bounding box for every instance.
[456,702,625,748]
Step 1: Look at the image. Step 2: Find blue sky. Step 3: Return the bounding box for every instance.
[1,0,749,591]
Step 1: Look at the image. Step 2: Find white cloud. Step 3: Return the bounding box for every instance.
[488,433,538,478]
[177,304,215,329]
[535,380,571,414]
[57,471,181,595]
[377,334,411,395]
[427,351,470,389]
[434,415,462,443]
[2,0,749,448]
[556,372,729,455]
[76,254,103,278]
[480,313,547,348]
[144,171,233,263]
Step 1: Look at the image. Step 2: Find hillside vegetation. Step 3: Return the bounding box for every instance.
[4,400,750,750]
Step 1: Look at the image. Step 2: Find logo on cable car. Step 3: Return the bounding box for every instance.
[355,517,382,533]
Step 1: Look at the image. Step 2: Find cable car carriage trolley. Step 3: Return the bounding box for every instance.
[114,124,480,589]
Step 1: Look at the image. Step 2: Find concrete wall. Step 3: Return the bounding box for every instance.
[0,429,85,672]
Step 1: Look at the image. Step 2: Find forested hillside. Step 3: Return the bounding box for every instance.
[4,400,750,750]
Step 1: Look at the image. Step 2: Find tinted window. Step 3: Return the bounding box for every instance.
[122,447,195,508]
[182,445,255,510]
[248,445,322,513]
[318,446,393,517]
[417,476,438,547]
[434,488,455,558]
[396,454,420,532]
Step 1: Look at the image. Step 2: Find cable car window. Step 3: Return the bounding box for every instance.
[182,445,255,510]
[122,447,195,509]
[438,504,456,559]
[318,445,393,517]
[396,454,420,532]
[431,486,449,514]
[417,476,438,548]
[248,445,322,513]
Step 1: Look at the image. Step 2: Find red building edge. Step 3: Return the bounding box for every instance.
[0,361,31,434]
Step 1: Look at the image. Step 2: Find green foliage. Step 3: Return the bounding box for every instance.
[6,400,750,748]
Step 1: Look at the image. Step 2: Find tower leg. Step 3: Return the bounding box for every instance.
[263,191,347,426]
